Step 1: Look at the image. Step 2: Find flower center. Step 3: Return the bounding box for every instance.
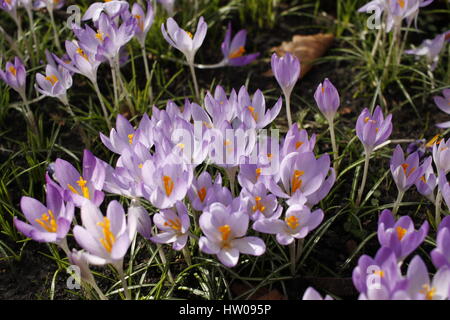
[396,226,407,241]
[291,170,305,193]
[295,141,303,149]
[252,196,266,212]
[218,224,231,243]
[45,75,59,86]
[255,168,262,180]
[420,175,426,183]
[35,210,57,233]
[373,270,385,278]
[164,218,182,232]
[95,32,104,42]
[67,176,90,199]
[97,217,115,253]
[247,106,258,121]
[400,163,416,177]
[228,46,246,59]
[8,66,16,76]
[397,0,405,9]
[426,134,441,148]
[128,134,134,145]
[162,175,174,196]
[186,31,193,39]
[134,14,144,31]
[285,215,299,230]
[198,187,207,202]
[420,285,436,300]
[364,117,377,124]
[76,48,89,61]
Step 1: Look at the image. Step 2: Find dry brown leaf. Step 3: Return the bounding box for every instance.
[268,33,334,79]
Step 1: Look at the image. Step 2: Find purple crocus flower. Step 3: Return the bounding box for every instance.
[433,89,450,128]
[253,199,324,245]
[352,247,408,300]
[150,201,191,250]
[356,106,392,153]
[50,150,106,207]
[157,0,175,16]
[405,31,450,70]
[82,0,129,22]
[73,200,137,266]
[415,156,436,202]
[438,172,450,212]
[431,216,450,269]
[241,182,282,221]
[161,16,207,64]
[221,23,259,67]
[0,0,18,22]
[302,287,333,300]
[0,57,26,95]
[314,78,340,123]
[130,0,154,47]
[271,52,300,99]
[14,183,74,243]
[432,138,450,174]
[187,171,222,211]
[100,114,142,155]
[377,209,428,261]
[404,255,450,300]
[280,124,316,159]
[237,86,282,129]
[390,145,424,193]
[199,201,266,267]
[34,0,64,10]
[35,63,73,105]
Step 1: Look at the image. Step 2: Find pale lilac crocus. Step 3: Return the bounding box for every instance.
[1,0,19,26]
[51,149,106,207]
[314,78,340,167]
[157,0,175,16]
[241,182,282,221]
[405,31,449,71]
[187,171,222,211]
[390,145,424,214]
[161,16,207,99]
[0,56,26,96]
[128,0,154,47]
[237,86,282,129]
[433,89,450,128]
[151,201,191,251]
[431,216,450,269]
[35,63,73,106]
[280,124,316,159]
[271,52,300,127]
[100,114,141,155]
[377,209,428,261]
[302,287,333,300]
[432,138,450,174]
[415,156,437,203]
[14,183,74,247]
[253,200,324,246]
[199,201,266,267]
[221,23,259,67]
[82,0,129,22]
[355,106,392,205]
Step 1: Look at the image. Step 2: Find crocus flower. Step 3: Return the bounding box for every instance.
[356,106,393,153]
[187,171,222,211]
[35,63,73,105]
[82,0,129,22]
[51,150,106,207]
[302,287,333,300]
[404,255,450,300]
[0,57,26,96]
[73,200,137,266]
[150,201,191,250]
[432,138,450,174]
[237,86,282,129]
[271,52,300,99]
[433,89,450,128]
[314,78,340,123]
[199,201,266,267]
[405,31,449,70]
[129,0,154,47]
[34,0,64,10]
[415,156,436,202]
[253,200,324,245]
[161,16,207,65]
[280,124,316,159]
[352,247,408,300]
[431,216,450,269]
[14,183,74,244]
[241,182,282,221]
[1,0,18,22]
[438,172,450,212]
[390,145,424,193]
[100,114,142,155]
[157,0,175,16]
[377,209,428,261]
[221,23,259,67]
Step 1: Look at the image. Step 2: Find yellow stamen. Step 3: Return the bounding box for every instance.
[198,187,207,202]
[373,270,385,278]
[8,66,16,76]
[45,75,59,86]
[177,143,185,149]
[420,285,436,300]
[186,31,193,39]
[164,218,182,232]
[95,32,104,42]
[162,175,174,196]
[256,168,262,180]
[285,215,299,230]
[397,0,405,9]
[291,170,304,193]
[134,14,144,32]
[138,163,143,169]
[247,106,258,121]
[97,217,115,253]
[35,210,57,233]
[420,175,426,183]
[228,46,246,59]
[67,184,79,195]
[400,163,416,177]
[76,176,90,199]
[295,141,303,149]
[396,226,407,241]
[252,196,266,212]
[426,134,441,148]
[218,224,231,242]
[224,139,232,146]
[321,85,325,94]
[128,134,134,145]
[76,48,89,61]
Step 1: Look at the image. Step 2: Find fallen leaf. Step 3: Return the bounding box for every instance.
[268,33,334,79]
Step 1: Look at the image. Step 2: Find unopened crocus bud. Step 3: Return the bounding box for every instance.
[270,52,300,98]
[314,78,340,123]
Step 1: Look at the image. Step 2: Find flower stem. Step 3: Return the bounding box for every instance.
[392,190,405,217]
[157,245,174,284]
[435,191,442,227]
[19,92,38,136]
[295,238,304,264]
[329,120,338,172]
[110,61,119,110]
[141,45,153,105]
[92,81,112,129]
[48,9,61,51]
[182,246,192,266]
[284,92,293,128]
[114,262,131,300]
[356,150,371,206]
[26,8,38,64]
[188,62,200,101]
[91,281,108,300]
[289,242,296,276]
